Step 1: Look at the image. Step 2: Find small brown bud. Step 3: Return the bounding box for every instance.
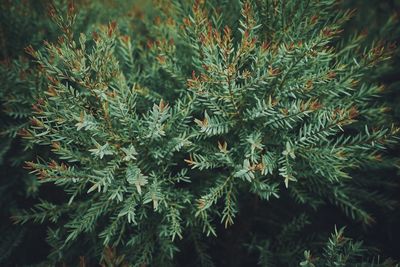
[310,15,318,25]
[156,55,166,64]
[310,100,322,111]
[18,128,31,137]
[51,141,61,151]
[92,31,99,42]
[146,40,154,49]
[121,35,130,44]
[182,17,191,27]
[24,161,36,170]
[327,71,336,79]
[261,41,270,52]
[68,1,75,16]
[154,16,161,26]
[32,104,43,114]
[348,106,359,119]
[108,21,117,37]
[46,86,58,97]
[24,45,36,57]
[30,117,43,127]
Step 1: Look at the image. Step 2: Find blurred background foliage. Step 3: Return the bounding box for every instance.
[342,0,400,259]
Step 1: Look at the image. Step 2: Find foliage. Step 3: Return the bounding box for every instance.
[0,0,142,264]
[299,227,398,267]
[1,0,399,266]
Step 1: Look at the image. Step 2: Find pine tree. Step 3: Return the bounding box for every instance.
[5,0,399,266]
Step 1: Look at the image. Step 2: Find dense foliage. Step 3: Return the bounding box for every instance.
[1,0,399,266]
